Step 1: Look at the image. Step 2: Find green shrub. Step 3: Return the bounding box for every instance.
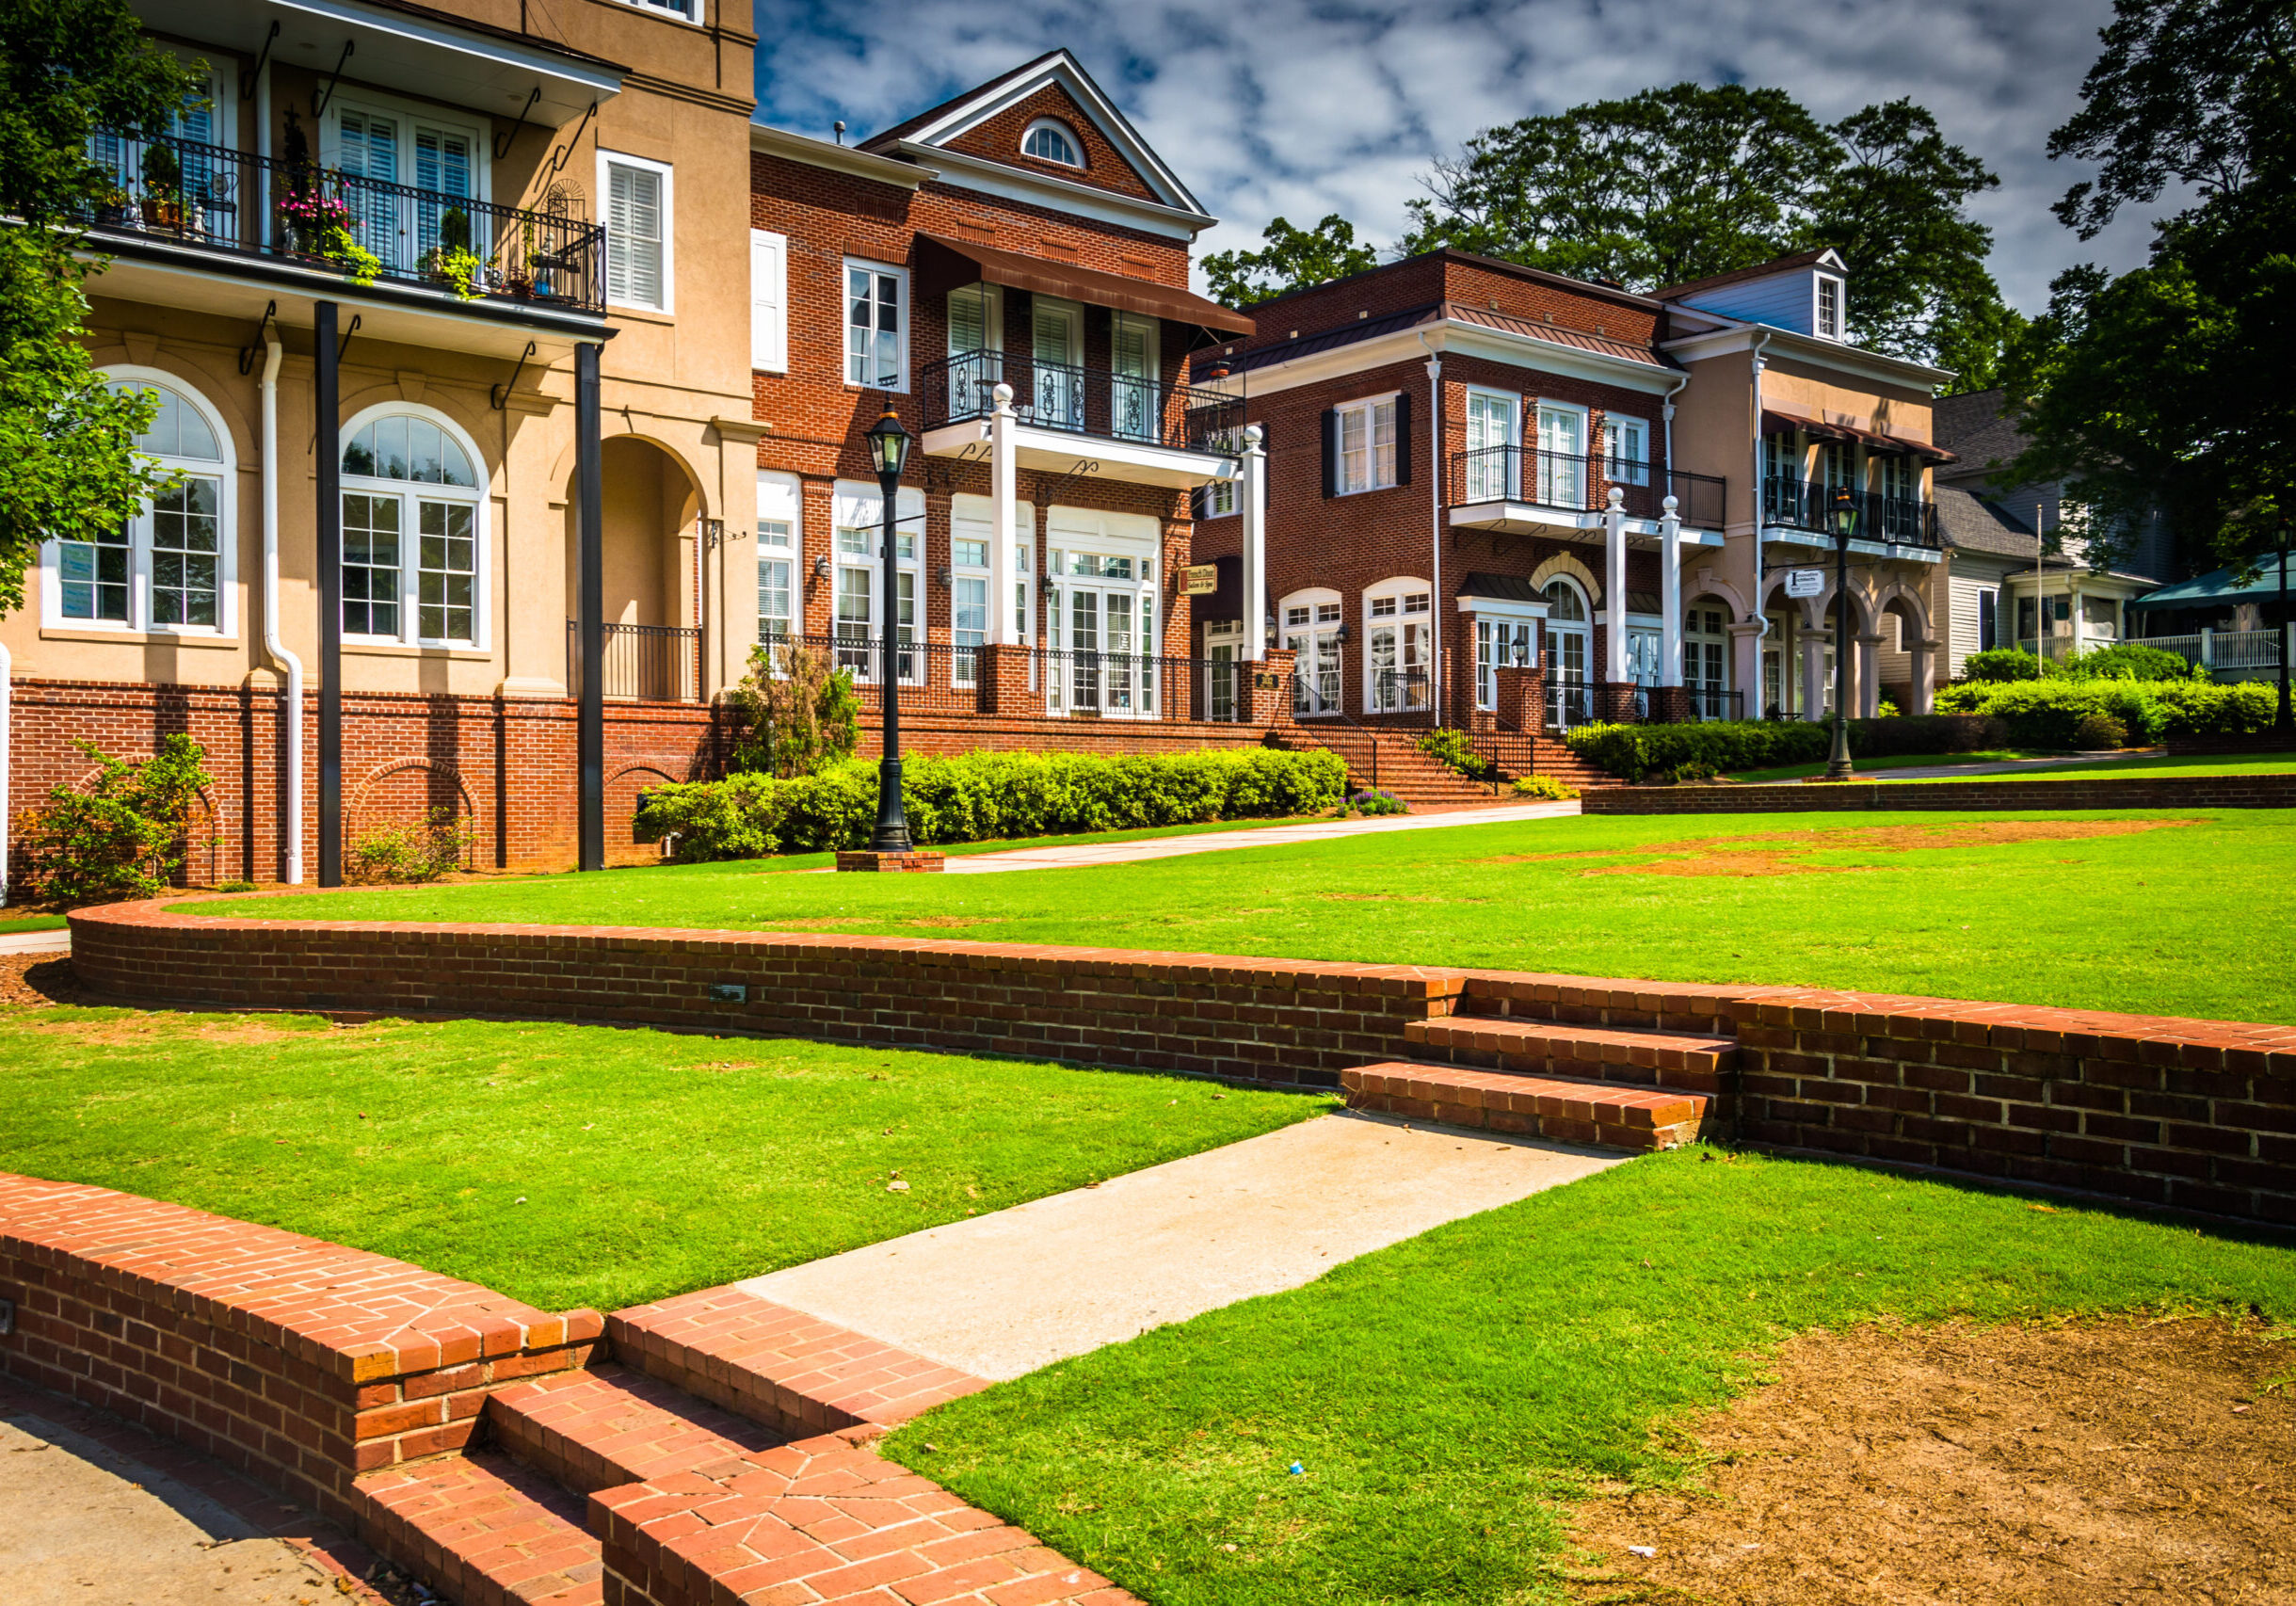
[2071,711,2130,749]
[1964,648,2046,682]
[1564,714,2008,782]
[1511,774,1580,800]
[2062,643,2202,682]
[23,735,214,907]
[635,747,1350,860]
[1655,760,1717,785]
[1336,788,1407,817]
[1934,677,2271,745]
[213,880,259,893]
[348,806,476,883]
[1416,728,1497,781]
[727,640,861,778]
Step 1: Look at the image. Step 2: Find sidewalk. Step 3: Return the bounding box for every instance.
[740,1111,1616,1380]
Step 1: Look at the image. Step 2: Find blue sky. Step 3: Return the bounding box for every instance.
[749,0,2164,313]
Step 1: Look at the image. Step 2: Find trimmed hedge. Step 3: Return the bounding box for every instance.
[1933,678,2273,746]
[1564,715,2009,783]
[634,747,1349,861]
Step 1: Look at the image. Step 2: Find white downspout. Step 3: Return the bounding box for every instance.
[1419,330,1443,724]
[1748,330,1774,708]
[0,638,11,907]
[261,331,304,883]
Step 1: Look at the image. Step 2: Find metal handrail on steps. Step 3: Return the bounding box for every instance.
[1291,671,1395,791]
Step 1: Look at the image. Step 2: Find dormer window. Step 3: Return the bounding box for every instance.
[1816,275,1844,341]
[1022,120,1082,168]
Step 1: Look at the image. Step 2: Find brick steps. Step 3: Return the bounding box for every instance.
[1342,1061,1713,1149]
[355,1450,602,1606]
[1405,1015,1738,1095]
[1284,725,1504,807]
[484,1363,788,1496]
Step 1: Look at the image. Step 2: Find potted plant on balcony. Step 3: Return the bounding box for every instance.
[417,206,487,301]
[95,185,135,229]
[506,217,535,298]
[277,181,381,289]
[139,143,185,230]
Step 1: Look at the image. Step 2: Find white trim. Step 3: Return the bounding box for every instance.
[1020,117,1084,168]
[335,399,491,651]
[1455,593,1549,621]
[879,141,1209,240]
[43,367,239,639]
[1228,322,1681,400]
[749,229,787,372]
[318,84,490,202]
[749,123,935,187]
[1814,273,1845,342]
[843,255,910,391]
[1660,320,1952,390]
[600,148,675,315]
[1334,393,1399,495]
[606,0,705,27]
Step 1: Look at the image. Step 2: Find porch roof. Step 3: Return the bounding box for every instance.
[915,234,1254,340]
[2128,553,2292,609]
[1762,405,1956,463]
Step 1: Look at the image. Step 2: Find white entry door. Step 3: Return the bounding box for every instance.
[1535,404,1586,508]
[1464,391,1517,502]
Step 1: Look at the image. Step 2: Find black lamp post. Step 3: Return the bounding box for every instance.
[2276,513,2291,734]
[865,405,914,851]
[1824,484,1859,780]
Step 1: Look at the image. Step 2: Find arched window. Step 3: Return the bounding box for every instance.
[1362,577,1432,714]
[1279,586,1342,715]
[48,372,233,634]
[339,406,487,647]
[1021,120,1082,168]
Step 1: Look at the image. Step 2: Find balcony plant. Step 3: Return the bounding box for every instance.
[417,206,487,301]
[277,181,380,288]
[138,141,183,230]
[506,216,535,298]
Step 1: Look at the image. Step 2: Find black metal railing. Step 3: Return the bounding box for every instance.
[1367,667,1434,718]
[923,350,1244,454]
[1681,686,1744,722]
[83,129,606,314]
[770,634,1251,722]
[1760,476,1941,548]
[1449,446,1727,527]
[567,621,700,702]
[1546,680,1596,731]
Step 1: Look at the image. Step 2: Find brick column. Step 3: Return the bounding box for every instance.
[978,642,1042,715]
[1597,681,1642,723]
[1245,647,1297,726]
[1647,685,1695,723]
[1493,664,1545,731]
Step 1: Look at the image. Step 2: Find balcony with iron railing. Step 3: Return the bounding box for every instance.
[1448,446,1728,530]
[1761,475,1941,549]
[922,349,1244,458]
[82,129,606,316]
[567,621,701,702]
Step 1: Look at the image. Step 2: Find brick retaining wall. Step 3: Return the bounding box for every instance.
[0,1171,600,1524]
[1583,773,2296,813]
[67,901,2296,1223]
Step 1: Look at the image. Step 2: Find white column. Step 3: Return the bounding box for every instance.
[1242,425,1268,662]
[1908,637,1937,715]
[988,382,1019,644]
[1604,486,1627,683]
[1658,494,1683,688]
[1802,627,1827,721]
[1729,620,1764,718]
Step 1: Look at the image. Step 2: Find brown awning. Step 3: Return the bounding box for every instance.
[1763,405,1956,463]
[915,233,1255,342]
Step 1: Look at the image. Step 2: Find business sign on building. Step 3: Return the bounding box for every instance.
[1784,568,1824,599]
[1183,564,1219,595]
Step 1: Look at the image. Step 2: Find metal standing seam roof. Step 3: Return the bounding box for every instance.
[2128,553,2293,608]
[1194,301,1668,379]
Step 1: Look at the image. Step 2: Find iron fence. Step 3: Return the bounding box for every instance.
[764,634,1253,722]
[567,621,701,702]
[1760,476,1942,549]
[1448,446,1727,527]
[922,350,1244,454]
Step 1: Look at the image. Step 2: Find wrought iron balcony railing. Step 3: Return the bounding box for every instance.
[566,621,701,702]
[1448,445,1727,528]
[923,350,1244,455]
[83,129,606,315]
[1761,475,1942,549]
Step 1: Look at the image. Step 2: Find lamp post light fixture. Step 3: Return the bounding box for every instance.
[865,404,914,851]
[2276,512,2291,734]
[1824,484,1859,780]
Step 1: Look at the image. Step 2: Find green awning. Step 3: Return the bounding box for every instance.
[2127,552,2292,609]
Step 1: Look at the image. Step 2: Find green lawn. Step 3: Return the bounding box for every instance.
[1726,748,2043,782]
[0,1004,1325,1311]
[1732,748,2296,784]
[0,913,69,934]
[882,1148,2296,1606]
[214,808,2296,1024]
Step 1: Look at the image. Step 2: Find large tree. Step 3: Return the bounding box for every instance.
[0,0,200,618]
[1200,214,1378,309]
[2004,0,2295,567]
[1399,83,2013,378]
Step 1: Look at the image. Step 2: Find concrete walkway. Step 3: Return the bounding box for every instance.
[934,798,1577,875]
[0,928,69,956]
[741,1111,1617,1380]
[1861,750,2147,781]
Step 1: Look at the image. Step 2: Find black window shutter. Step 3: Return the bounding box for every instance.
[1189,484,1207,520]
[1321,409,1339,498]
[1394,391,1413,487]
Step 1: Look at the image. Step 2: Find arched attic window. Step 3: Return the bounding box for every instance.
[1021,119,1082,168]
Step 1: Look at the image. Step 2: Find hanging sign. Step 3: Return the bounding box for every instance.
[1784,568,1824,599]
[1183,564,1219,595]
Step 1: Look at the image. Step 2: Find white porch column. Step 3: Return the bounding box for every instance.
[1908,636,1938,715]
[988,382,1020,644]
[1729,620,1764,717]
[1857,631,1884,716]
[1802,627,1828,721]
[1242,425,1268,662]
[1604,486,1627,683]
[1658,495,1683,688]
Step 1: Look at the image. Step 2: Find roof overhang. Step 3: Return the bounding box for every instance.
[1662,319,1953,393]
[750,123,935,189]
[890,143,1212,242]
[1217,319,1681,399]
[1449,503,1726,549]
[139,0,625,126]
[916,233,1253,340]
[1763,405,1955,461]
[921,418,1237,490]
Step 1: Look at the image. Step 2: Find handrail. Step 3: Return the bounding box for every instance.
[82,127,607,314]
[922,350,1244,455]
[1449,445,1728,526]
[1760,474,1942,549]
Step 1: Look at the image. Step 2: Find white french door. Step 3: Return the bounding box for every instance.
[1535,405,1586,508]
[1285,600,1342,715]
[1049,580,1156,715]
[1032,300,1084,429]
[1464,391,1517,502]
[1110,313,1159,442]
[1474,618,1533,711]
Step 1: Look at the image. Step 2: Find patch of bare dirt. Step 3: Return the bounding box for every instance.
[1564,1315,2296,1605]
[900,916,1009,929]
[0,954,87,1009]
[1477,819,2210,880]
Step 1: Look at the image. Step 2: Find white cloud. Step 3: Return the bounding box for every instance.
[752,0,2164,312]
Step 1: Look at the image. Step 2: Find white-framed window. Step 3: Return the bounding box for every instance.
[845,258,907,390]
[950,493,1035,678]
[1336,395,1397,494]
[1202,453,1240,519]
[1111,313,1160,442]
[1601,413,1649,487]
[1463,388,1519,502]
[602,150,673,313]
[323,91,486,276]
[1816,274,1844,341]
[1045,507,1160,716]
[1474,617,1535,712]
[337,406,488,648]
[1534,402,1588,507]
[947,282,1003,415]
[618,0,701,21]
[756,471,800,646]
[1280,587,1343,714]
[1363,578,1432,714]
[749,229,786,372]
[832,480,923,681]
[1021,119,1082,167]
[45,371,235,635]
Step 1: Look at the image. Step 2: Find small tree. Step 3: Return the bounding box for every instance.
[727,639,859,778]
[24,734,214,906]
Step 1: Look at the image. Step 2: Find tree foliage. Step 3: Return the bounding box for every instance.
[1200,214,1378,308]
[0,0,201,617]
[1398,83,2011,375]
[2006,0,2296,568]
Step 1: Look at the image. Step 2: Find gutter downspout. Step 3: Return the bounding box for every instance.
[0,637,11,907]
[260,330,304,883]
[1420,330,1443,725]
[1748,329,1774,707]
